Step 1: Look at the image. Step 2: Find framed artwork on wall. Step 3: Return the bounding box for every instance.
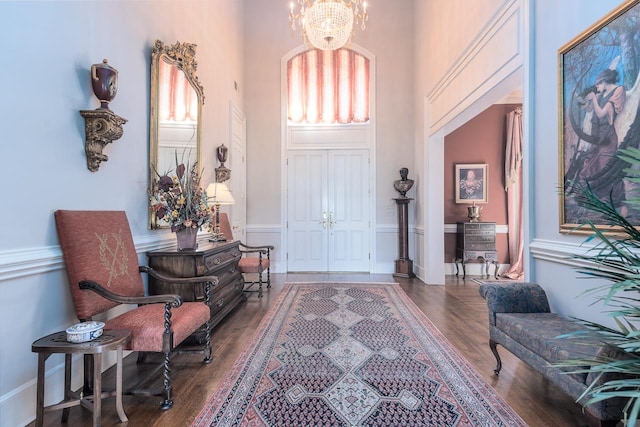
[455,163,488,204]
[559,0,640,233]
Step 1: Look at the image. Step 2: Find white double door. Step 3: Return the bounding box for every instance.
[287,149,370,272]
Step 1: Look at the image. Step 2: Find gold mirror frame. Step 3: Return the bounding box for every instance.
[149,40,205,229]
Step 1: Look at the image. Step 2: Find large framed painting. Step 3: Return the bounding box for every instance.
[559,0,640,233]
[455,163,488,204]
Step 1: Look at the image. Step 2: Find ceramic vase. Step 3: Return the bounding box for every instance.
[91,59,118,109]
[176,227,198,251]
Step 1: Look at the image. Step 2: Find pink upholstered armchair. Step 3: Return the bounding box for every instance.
[54,210,217,410]
[218,213,274,298]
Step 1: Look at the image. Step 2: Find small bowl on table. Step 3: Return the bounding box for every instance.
[66,321,105,343]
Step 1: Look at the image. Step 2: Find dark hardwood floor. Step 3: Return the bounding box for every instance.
[31,274,604,427]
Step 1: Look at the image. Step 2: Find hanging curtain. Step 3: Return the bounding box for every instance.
[287,48,369,125]
[158,60,198,122]
[502,107,524,280]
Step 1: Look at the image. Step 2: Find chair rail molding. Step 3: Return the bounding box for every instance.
[0,246,63,281]
[0,235,197,282]
[529,238,598,269]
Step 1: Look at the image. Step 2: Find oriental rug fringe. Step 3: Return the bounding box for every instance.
[192,282,526,426]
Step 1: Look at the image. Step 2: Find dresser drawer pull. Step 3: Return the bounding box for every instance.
[213,258,221,265]
[216,298,225,307]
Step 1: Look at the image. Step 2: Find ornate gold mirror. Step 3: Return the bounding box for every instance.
[149,40,205,229]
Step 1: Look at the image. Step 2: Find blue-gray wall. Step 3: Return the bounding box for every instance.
[0,2,242,425]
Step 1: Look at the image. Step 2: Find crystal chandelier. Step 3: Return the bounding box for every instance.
[289,0,368,51]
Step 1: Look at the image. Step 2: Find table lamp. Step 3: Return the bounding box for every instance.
[206,182,235,241]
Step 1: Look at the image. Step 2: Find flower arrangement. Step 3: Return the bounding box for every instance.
[149,155,211,232]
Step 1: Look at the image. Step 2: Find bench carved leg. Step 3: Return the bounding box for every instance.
[585,412,620,427]
[489,339,502,375]
[584,412,620,427]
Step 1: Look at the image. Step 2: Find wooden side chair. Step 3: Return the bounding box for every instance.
[217,213,274,298]
[54,210,217,410]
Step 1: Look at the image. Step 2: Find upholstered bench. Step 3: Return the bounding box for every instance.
[479,282,627,427]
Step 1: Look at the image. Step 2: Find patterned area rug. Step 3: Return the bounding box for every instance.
[192,282,526,426]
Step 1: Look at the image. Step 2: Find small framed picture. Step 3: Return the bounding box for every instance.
[455,164,488,204]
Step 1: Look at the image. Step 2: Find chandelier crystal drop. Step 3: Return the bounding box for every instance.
[289,0,368,51]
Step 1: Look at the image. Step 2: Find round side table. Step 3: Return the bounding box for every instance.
[31,329,131,427]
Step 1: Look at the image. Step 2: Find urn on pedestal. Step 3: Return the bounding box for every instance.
[79,59,127,172]
[91,59,118,110]
[215,144,231,183]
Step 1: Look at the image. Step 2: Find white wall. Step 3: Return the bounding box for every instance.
[413,0,507,230]
[242,0,416,273]
[414,0,523,284]
[0,1,242,425]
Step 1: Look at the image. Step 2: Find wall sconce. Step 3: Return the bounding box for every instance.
[215,144,231,183]
[79,59,127,172]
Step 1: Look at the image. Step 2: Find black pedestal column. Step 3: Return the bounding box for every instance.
[393,197,415,278]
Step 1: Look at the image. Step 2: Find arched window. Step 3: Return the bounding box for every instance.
[158,60,198,122]
[287,48,370,125]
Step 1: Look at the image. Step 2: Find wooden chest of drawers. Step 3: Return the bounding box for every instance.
[455,222,498,278]
[147,240,245,342]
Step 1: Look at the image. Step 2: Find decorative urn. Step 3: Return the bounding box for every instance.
[467,204,482,222]
[91,59,118,110]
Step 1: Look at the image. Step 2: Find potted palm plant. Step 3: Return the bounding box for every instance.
[565,146,640,424]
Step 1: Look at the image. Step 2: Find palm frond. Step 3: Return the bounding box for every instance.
[561,149,640,423]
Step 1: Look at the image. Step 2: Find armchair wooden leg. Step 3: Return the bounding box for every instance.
[203,320,212,364]
[160,352,173,410]
[266,251,271,289]
[257,254,264,298]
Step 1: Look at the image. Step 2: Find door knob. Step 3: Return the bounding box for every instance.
[320,211,327,229]
[329,211,336,228]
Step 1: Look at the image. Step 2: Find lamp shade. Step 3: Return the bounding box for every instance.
[206,182,235,205]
